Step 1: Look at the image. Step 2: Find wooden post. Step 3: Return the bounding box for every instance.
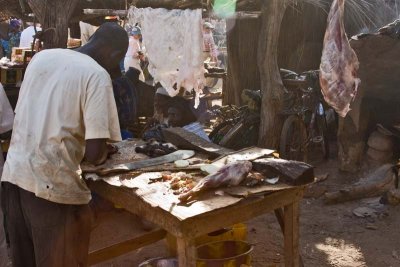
[284,200,300,267]
[275,208,304,267]
[257,0,288,148]
[224,16,261,105]
[27,0,79,49]
[177,237,197,267]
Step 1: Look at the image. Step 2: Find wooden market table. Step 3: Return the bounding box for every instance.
[86,178,305,267]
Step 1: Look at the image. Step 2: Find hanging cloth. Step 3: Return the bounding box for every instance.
[128,7,205,107]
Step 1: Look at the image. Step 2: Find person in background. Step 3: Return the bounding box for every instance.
[112,72,138,140]
[141,85,170,142]
[0,83,14,267]
[19,23,41,48]
[1,19,21,59]
[153,86,171,125]
[1,22,128,267]
[0,22,8,58]
[124,26,145,81]
[202,21,219,63]
[167,96,211,142]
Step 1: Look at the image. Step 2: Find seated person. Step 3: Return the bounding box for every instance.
[153,86,171,124]
[125,67,156,118]
[141,86,171,142]
[167,97,211,142]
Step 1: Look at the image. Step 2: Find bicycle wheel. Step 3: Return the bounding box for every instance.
[279,115,308,162]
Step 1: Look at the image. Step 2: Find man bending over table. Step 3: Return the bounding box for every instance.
[1,22,128,267]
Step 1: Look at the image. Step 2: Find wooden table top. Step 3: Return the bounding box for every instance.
[85,141,307,238]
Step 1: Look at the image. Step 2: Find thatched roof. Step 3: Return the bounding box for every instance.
[0,0,26,20]
[0,0,127,21]
[0,0,261,21]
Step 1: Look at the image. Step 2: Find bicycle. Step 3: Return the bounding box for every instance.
[279,69,329,162]
[209,90,261,150]
[209,70,329,162]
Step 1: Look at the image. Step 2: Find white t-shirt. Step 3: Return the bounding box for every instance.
[1,49,121,205]
[0,83,14,176]
[19,26,42,48]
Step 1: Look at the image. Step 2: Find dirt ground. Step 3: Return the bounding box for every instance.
[90,149,400,267]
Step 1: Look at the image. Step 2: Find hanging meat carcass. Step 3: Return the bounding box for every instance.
[319,0,361,117]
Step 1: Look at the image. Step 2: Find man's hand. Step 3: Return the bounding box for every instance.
[85,139,108,166]
[107,144,118,158]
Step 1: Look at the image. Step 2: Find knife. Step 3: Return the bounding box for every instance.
[84,150,195,176]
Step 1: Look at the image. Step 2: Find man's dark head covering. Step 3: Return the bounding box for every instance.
[88,22,128,52]
[82,22,128,73]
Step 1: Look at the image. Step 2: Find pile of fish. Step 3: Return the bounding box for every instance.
[319,0,361,117]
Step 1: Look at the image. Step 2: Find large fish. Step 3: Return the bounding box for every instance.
[319,0,361,117]
[179,161,252,203]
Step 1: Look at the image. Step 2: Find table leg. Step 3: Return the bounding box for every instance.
[177,237,196,267]
[284,201,300,267]
[275,208,304,267]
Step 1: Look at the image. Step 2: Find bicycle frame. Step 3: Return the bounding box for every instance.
[280,70,329,158]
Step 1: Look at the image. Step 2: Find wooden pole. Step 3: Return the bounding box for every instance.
[83,9,128,16]
[225,16,261,105]
[257,0,288,148]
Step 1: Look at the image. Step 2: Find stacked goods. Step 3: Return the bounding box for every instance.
[0,66,23,85]
[367,130,394,163]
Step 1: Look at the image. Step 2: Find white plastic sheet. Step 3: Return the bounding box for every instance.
[128,7,205,107]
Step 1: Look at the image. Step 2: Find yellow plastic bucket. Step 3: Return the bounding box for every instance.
[196,240,253,267]
[166,223,247,255]
[1,140,10,152]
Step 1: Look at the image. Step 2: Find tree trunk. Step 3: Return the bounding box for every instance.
[27,0,79,49]
[257,0,288,148]
[224,17,261,105]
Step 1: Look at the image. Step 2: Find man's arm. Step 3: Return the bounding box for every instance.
[85,139,108,165]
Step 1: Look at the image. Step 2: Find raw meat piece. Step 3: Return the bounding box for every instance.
[179,161,252,202]
[319,0,361,117]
